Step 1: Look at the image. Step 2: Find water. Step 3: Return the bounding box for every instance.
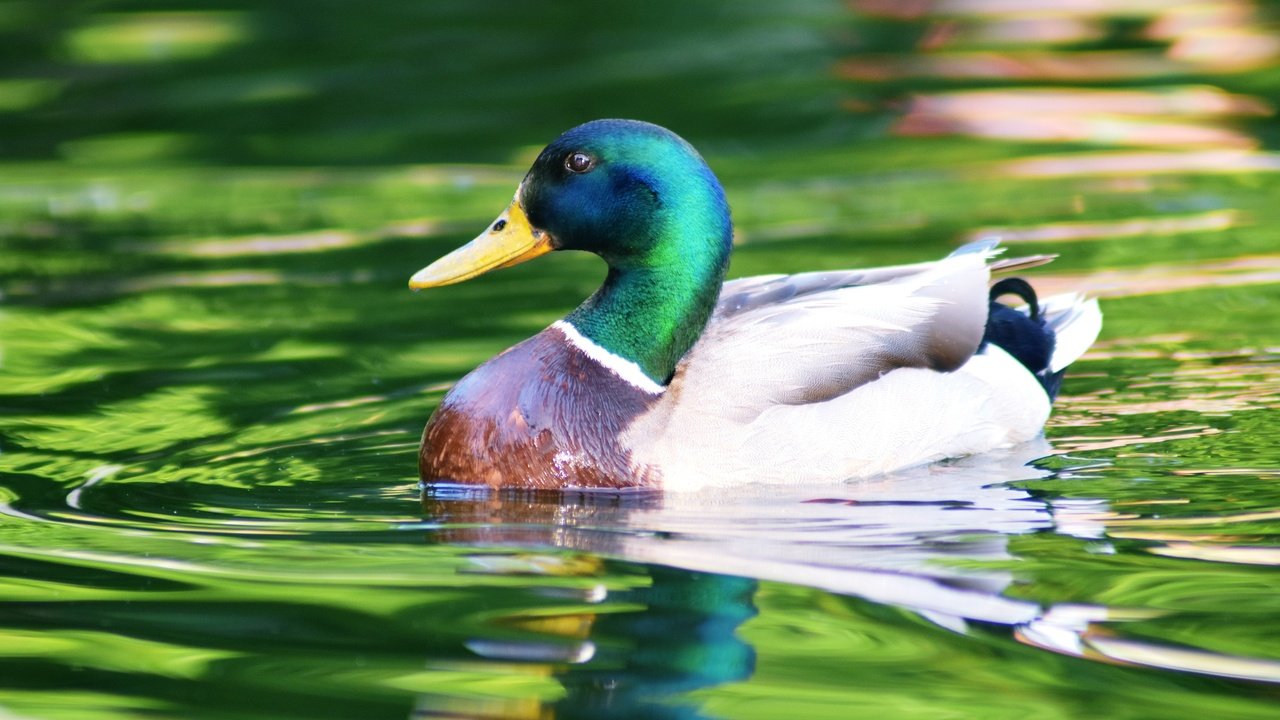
[3,1,1280,717]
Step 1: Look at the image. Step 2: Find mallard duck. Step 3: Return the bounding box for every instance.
[410,119,1101,492]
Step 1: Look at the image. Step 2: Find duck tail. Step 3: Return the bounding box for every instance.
[1040,293,1103,373]
[982,284,1102,401]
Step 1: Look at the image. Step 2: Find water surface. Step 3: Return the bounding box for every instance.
[2,1,1279,718]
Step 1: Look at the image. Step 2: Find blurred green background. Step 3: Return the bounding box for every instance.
[2,1,1280,719]
[1,0,861,165]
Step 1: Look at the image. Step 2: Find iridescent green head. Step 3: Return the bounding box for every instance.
[411,119,734,386]
[521,119,732,269]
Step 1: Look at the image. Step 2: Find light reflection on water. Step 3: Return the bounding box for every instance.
[2,0,1280,718]
[844,0,1280,82]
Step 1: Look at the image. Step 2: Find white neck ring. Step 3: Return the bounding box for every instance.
[553,320,666,395]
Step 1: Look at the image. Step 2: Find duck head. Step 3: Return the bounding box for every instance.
[410,119,731,285]
[411,119,734,386]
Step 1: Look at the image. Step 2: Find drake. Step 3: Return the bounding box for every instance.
[410,119,1101,492]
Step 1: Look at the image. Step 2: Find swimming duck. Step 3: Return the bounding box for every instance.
[410,119,1101,492]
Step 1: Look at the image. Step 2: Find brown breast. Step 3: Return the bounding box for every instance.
[420,326,662,490]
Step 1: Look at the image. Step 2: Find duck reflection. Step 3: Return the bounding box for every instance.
[424,491,756,718]
[420,491,757,719]
[549,568,756,720]
[413,442,1116,718]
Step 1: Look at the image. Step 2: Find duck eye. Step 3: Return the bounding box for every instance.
[565,152,595,174]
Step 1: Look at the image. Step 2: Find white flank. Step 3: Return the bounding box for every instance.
[633,342,1053,492]
[553,320,666,395]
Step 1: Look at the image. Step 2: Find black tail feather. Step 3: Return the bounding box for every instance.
[981,278,1062,399]
[989,277,1040,321]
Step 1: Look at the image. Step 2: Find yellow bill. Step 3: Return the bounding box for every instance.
[409,199,552,289]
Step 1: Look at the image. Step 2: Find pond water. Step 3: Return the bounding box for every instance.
[3,1,1280,718]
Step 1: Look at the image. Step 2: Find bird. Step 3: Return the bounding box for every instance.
[409,119,1101,492]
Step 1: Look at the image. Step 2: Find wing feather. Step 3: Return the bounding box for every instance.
[668,249,995,421]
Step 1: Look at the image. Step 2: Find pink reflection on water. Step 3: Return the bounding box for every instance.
[901,85,1269,147]
[916,16,1105,49]
[839,50,1198,82]
[855,0,1225,22]
[1029,253,1280,299]
[909,87,1270,118]
[898,86,1267,148]
[897,113,1257,148]
[992,149,1280,177]
[843,0,1280,149]
[965,209,1241,244]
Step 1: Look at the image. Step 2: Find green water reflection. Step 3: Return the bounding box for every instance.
[3,0,1280,718]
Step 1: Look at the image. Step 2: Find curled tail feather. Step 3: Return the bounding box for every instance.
[982,282,1102,400]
